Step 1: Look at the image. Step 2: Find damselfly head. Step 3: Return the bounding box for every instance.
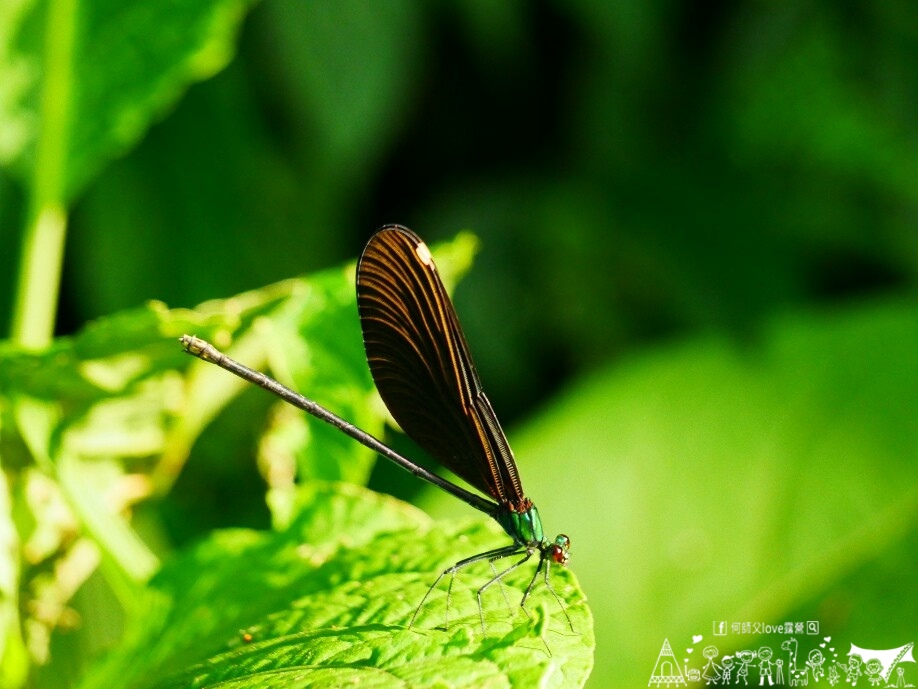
[549,534,571,565]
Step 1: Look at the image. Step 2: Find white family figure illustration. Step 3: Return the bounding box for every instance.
[807,649,827,682]
[702,645,723,685]
[720,657,735,684]
[758,647,776,685]
[649,636,914,687]
[862,658,883,686]
[736,649,757,685]
[836,654,863,685]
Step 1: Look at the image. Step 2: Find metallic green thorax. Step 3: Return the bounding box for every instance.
[496,504,545,546]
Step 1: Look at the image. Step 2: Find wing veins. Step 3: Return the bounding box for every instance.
[356,226,527,508]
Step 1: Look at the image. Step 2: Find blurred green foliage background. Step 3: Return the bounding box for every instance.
[1,1,916,687]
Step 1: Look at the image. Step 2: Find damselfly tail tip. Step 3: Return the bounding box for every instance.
[180,334,207,356]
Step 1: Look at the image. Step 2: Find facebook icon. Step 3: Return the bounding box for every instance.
[713,621,727,636]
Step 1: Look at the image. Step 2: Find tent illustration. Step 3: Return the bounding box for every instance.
[649,638,688,687]
[848,642,914,683]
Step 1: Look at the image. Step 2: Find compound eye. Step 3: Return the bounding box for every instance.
[549,534,571,565]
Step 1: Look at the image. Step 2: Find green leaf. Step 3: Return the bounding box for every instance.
[261,266,379,489]
[77,482,594,689]
[0,231,490,681]
[0,0,259,199]
[247,233,480,521]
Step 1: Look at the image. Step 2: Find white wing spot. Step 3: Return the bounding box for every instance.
[415,241,434,266]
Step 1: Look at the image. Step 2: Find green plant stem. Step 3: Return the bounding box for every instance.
[10,0,78,348]
[4,8,79,683]
[0,467,28,689]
